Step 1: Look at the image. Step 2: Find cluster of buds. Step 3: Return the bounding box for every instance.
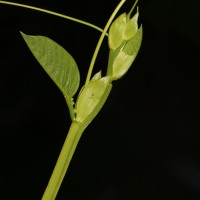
[107,8,143,80]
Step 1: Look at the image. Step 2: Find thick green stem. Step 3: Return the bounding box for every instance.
[41,121,86,200]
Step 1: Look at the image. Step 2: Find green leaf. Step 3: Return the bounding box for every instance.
[21,32,80,119]
[124,11,138,40]
[123,25,143,56]
[108,13,126,50]
[75,77,112,126]
[111,52,135,80]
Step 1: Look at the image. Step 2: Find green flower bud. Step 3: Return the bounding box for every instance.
[107,9,142,81]
[108,10,139,51]
[75,77,112,124]
[111,51,135,80]
[108,13,126,50]
[91,71,102,81]
[124,12,139,41]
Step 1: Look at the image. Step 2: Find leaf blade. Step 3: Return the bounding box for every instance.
[21,32,80,119]
[21,32,80,97]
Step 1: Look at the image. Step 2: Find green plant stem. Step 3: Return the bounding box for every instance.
[85,0,126,85]
[127,0,138,18]
[42,121,86,200]
[0,0,106,34]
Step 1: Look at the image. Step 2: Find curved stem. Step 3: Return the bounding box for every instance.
[127,0,138,18]
[41,121,86,200]
[85,0,126,85]
[0,0,106,34]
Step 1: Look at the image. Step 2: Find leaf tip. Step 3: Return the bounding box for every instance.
[20,31,25,36]
[20,31,28,41]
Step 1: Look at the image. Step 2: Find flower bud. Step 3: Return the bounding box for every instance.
[108,11,139,51]
[124,12,139,41]
[75,77,112,124]
[108,13,126,50]
[107,8,142,81]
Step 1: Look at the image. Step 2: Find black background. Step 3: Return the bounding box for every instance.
[0,0,200,199]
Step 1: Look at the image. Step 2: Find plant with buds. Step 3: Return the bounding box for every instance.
[108,7,142,80]
[0,0,142,199]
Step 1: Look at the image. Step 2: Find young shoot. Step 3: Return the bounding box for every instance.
[0,0,142,200]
